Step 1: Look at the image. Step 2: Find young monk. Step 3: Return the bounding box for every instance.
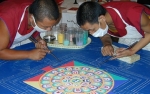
[0,0,60,60]
[76,1,150,58]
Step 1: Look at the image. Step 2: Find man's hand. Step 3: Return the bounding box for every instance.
[28,49,49,60]
[35,39,47,49]
[114,48,133,58]
[100,34,113,56]
[101,44,114,56]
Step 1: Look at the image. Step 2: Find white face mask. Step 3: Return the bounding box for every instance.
[32,16,47,33]
[92,22,108,37]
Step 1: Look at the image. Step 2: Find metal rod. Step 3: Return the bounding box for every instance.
[29,36,38,43]
[98,41,138,66]
[29,36,60,61]
[49,53,61,61]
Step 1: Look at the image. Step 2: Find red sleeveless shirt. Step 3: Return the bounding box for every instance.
[102,1,150,37]
[0,0,40,48]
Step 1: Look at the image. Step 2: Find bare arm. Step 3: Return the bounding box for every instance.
[100,34,112,46]
[0,20,48,60]
[115,12,150,57]
[100,34,114,56]
[130,12,150,54]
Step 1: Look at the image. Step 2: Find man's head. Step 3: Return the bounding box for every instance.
[29,0,60,32]
[76,1,108,36]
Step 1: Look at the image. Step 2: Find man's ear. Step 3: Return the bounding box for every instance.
[98,15,105,22]
[29,14,34,26]
[29,14,34,22]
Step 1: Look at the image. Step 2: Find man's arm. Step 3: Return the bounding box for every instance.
[0,20,47,60]
[129,12,150,54]
[100,34,114,56]
[0,20,32,60]
[100,34,112,47]
[115,12,150,58]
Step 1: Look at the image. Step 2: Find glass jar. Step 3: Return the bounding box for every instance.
[83,30,88,45]
[57,31,64,44]
[63,30,70,46]
[59,23,67,32]
[52,26,59,41]
[75,28,84,46]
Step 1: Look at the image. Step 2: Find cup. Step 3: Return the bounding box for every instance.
[57,31,64,44]
[45,29,53,36]
[83,30,88,45]
[75,28,84,46]
[59,23,67,32]
[52,26,59,41]
[43,35,56,44]
[67,27,75,42]
[72,28,77,45]
[63,30,70,46]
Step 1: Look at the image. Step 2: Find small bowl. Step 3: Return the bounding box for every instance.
[43,35,56,44]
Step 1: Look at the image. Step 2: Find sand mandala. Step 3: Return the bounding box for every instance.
[24,61,127,94]
[40,66,114,94]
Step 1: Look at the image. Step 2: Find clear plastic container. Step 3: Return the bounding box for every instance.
[75,28,84,46]
[57,31,64,44]
[63,30,70,46]
[83,30,88,45]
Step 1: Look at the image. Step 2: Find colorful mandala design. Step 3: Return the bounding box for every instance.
[39,66,114,94]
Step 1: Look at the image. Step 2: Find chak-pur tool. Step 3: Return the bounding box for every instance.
[29,36,60,61]
[98,41,138,66]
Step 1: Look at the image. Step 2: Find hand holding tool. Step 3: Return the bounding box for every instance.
[98,41,138,66]
[29,36,60,61]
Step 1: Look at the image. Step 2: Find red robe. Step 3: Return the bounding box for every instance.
[102,1,150,37]
[0,0,40,48]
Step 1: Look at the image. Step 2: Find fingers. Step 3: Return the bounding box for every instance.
[39,39,44,44]
[37,56,43,60]
[39,40,47,49]
[115,48,126,53]
[101,46,114,56]
[35,39,47,49]
[102,49,112,56]
[35,49,45,60]
[29,48,50,60]
[35,43,47,49]
[36,49,48,60]
[114,49,131,58]
[109,56,116,60]
[41,48,50,53]
[101,46,133,59]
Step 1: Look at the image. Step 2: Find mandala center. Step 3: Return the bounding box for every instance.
[62,75,91,88]
[71,78,81,83]
[40,66,114,93]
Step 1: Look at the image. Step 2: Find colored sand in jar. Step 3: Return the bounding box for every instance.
[76,42,83,46]
[83,31,88,45]
[58,33,64,44]
[83,38,87,45]
[70,35,73,42]
[63,40,69,46]
[72,37,76,44]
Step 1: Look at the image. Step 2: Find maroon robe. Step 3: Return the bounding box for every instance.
[0,0,40,48]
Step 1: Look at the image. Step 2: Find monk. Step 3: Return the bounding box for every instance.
[76,1,150,58]
[0,0,60,60]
